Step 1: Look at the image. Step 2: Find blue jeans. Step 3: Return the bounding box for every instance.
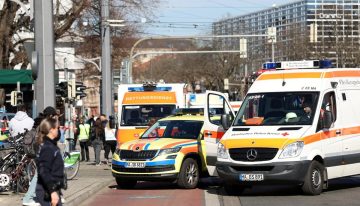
[23,171,37,203]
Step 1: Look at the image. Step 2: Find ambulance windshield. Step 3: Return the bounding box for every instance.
[141,120,203,139]
[233,92,319,126]
[121,105,176,126]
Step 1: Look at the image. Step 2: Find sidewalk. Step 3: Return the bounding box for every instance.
[0,144,114,206]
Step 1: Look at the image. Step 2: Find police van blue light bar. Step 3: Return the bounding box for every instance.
[128,86,172,92]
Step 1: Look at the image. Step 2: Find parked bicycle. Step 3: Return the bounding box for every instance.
[63,138,81,180]
[0,131,36,193]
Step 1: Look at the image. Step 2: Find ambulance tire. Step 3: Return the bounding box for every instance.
[177,158,199,189]
[223,183,245,196]
[116,178,137,189]
[302,161,324,195]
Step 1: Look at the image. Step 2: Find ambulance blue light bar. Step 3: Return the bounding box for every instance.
[263,60,332,70]
[128,86,172,92]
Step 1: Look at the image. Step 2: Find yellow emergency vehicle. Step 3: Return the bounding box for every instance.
[112,108,233,189]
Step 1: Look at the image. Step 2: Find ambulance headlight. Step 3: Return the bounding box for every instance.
[158,147,182,156]
[279,141,304,159]
[217,142,228,159]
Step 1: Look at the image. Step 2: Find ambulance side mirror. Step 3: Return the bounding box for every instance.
[322,111,333,129]
[221,114,232,130]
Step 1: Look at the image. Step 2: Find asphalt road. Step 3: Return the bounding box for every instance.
[81,176,360,206]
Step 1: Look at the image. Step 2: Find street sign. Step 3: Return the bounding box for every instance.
[240,38,247,58]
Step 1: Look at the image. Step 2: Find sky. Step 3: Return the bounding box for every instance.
[144,0,298,36]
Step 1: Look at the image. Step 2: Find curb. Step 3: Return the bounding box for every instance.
[65,178,114,206]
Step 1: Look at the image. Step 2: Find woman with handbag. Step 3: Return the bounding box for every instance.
[35,117,65,206]
[77,117,90,162]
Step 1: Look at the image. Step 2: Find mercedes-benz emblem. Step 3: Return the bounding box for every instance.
[246,149,258,161]
[135,146,140,151]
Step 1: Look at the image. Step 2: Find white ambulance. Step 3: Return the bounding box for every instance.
[203,60,360,195]
[117,83,186,144]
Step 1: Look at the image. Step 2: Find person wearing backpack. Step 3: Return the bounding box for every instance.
[77,117,90,162]
[23,107,58,206]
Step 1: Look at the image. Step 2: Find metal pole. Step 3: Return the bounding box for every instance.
[101,0,112,118]
[272,39,275,62]
[34,0,55,112]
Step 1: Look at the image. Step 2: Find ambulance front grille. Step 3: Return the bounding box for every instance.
[120,150,158,160]
[229,148,278,162]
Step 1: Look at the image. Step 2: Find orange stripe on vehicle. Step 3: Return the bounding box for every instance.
[221,138,293,149]
[324,70,360,78]
[303,126,360,145]
[257,72,322,81]
[223,126,360,149]
[127,144,133,150]
[204,130,225,139]
[342,126,360,136]
[180,146,198,155]
[164,140,193,149]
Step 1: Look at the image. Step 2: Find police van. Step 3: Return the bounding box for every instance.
[204,60,360,195]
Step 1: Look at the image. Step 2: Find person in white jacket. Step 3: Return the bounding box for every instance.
[9,104,34,137]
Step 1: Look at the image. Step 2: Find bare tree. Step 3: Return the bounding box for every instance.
[0,0,90,69]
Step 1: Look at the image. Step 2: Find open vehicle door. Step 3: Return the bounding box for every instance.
[203,91,235,176]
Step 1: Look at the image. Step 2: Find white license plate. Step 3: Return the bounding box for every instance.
[125,162,146,168]
[239,174,264,181]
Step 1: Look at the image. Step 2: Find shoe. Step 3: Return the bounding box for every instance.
[95,164,101,166]
[23,201,40,206]
[61,196,66,203]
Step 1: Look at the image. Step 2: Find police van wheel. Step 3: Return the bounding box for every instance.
[302,161,324,195]
[116,178,137,189]
[177,158,199,189]
[223,183,245,196]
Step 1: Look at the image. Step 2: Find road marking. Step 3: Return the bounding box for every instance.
[204,188,221,206]
[128,195,168,199]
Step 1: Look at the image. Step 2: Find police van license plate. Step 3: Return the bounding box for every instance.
[239,174,264,181]
[125,162,146,168]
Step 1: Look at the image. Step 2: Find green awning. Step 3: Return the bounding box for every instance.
[0,70,33,84]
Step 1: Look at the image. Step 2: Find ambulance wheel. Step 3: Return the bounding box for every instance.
[116,178,137,189]
[177,158,199,189]
[302,161,324,195]
[223,183,245,196]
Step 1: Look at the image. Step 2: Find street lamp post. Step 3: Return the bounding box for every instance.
[101,0,125,118]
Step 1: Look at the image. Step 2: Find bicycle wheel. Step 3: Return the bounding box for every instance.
[64,152,80,180]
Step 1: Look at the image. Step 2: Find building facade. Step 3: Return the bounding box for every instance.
[213,0,360,69]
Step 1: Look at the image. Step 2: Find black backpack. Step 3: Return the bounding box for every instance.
[23,128,38,158]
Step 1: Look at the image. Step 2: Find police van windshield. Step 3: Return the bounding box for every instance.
[142,120,203,139]
[233,92,319,126]
[121,105,176,126]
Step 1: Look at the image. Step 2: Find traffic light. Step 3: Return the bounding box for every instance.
[75,82,87,99]
[16,92,23,105]
[5,91,17,106]
[56,82,68,98]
